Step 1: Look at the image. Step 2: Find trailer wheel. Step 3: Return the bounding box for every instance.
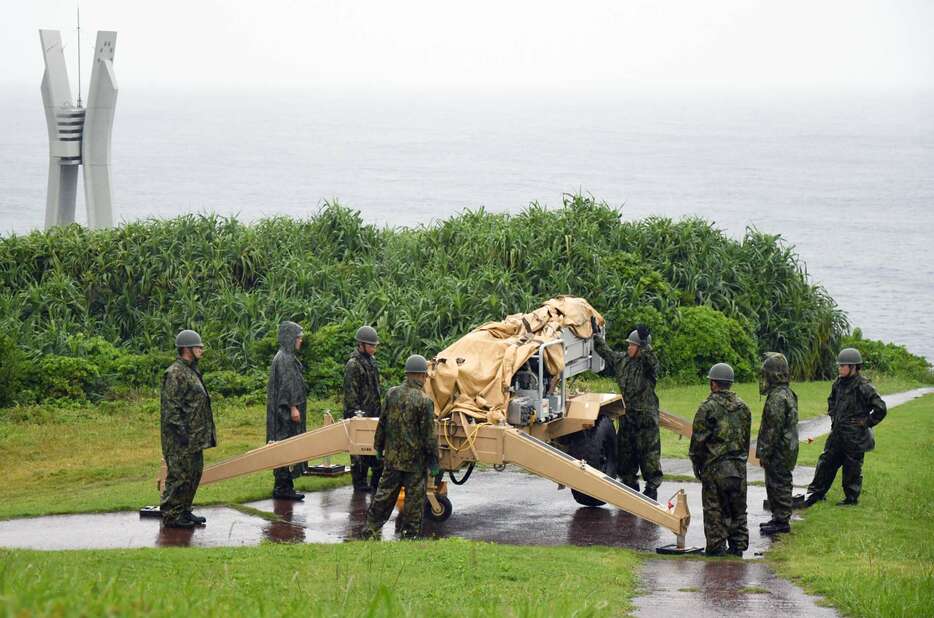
[425,494,453,522]
[567,415,618,507]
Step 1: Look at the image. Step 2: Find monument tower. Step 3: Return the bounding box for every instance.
[39,15,117,229]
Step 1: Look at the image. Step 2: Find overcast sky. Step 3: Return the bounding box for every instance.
[3,0,933,94]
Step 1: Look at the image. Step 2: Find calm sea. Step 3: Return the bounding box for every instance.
[1,88,932,362]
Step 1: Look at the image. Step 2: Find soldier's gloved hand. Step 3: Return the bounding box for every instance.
[637,324,650,342]
[430,464,441,477]
[375,450,383,462]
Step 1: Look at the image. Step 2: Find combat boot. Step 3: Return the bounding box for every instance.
[759,518,779,529]
[836,498,858,506]
[803,493,825,507]
[727,546,744,557]
[642,487,658,501]
[185,511,207,525]
[760,521,791,535]
[703,546,728,557]
[162,517,196,529]
[273,489,306,501]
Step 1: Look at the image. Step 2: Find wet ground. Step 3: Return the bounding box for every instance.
[0,470,779,553]
[634,560,838,617]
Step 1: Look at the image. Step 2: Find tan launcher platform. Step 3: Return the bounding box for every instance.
[181,410,693,548]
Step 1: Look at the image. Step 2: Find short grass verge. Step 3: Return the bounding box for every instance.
[767,394,934,617]
[0,537,640,617]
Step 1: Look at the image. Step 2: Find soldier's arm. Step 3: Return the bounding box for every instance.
[592,334,622,373]
[422,398,439,468]
[862,383,887,427]
[161,372,188,433]
[642,348,660,383]
[757,396,781,464]
[689,404,710,478]
[342,360,362,419]
[373,404,387,454]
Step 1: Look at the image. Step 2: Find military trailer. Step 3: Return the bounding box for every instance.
[161,297,697,550]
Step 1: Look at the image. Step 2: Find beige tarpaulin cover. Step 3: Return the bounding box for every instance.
[426,297,605,421]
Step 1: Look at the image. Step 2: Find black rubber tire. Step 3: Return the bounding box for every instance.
[567,415,618,507]
[424,494,453,522]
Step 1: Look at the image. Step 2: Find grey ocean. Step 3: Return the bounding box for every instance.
[2,89,932,361]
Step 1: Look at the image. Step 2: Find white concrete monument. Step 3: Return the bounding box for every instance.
[40,28,117,229]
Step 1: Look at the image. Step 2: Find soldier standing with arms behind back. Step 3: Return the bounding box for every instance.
[804,348,886,507]
[344,325,383,491]
[160,330,216,528]
[266,320,308,501]
[757,353,799,535]
[591,319,663,500]
[689,363,751,556]
[364,354,440,540]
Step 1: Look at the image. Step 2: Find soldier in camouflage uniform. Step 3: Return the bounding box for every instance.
[805,348,886,507]
[266,321,307,500]
[160,330,217,528]
[689,363,751,556]
[364,354,440,539]
[756,353,799,535]
[344,325,383,492]
[592,321,663,500]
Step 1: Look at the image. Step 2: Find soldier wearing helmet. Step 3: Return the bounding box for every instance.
[689,363,751,556]
[804,347,887,507]
[591,321,663,500]
[343,325,384,491]
[364,354,440,539]
[756,353,798,535]
[159,330,216,528]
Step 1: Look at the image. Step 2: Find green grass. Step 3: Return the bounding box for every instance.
[0,538,640,617]
[768,394,934,617]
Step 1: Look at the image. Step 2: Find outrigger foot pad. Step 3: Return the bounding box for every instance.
[305,464,349,477]
[656,544,703,555]
[139,505,162,519]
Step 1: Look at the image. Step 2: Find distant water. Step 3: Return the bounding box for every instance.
[1,88,932,361]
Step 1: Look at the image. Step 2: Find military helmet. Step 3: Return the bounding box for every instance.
[404,354,429,373]
[626,329,652,349]
[761,352,790,386]
[836,347,863,366]
[707,362,735,383]
[355,325,379,345]
[175,329,204,348]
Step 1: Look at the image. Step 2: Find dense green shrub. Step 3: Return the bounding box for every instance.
[202,370,266,398]
[0,194,896,405]
[0,335,24,406]
[664,306,759,382]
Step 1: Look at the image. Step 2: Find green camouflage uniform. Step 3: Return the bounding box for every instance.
[160,357,216,524]
[365,376,439,539]
[756,368,799,525]
[690,389,751,553]
[266,321,308,494]
[593,335,662,493]
[807,375,886,502]
[343,349,383,490]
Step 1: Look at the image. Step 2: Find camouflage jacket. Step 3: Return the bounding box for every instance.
[689,390,751,480]
[161,357,216,454]
[343,349,382,419]
[266,321,308,442]
[756,384,799,470]
[593,335,660,417]
[374,376,438,472]
[828,375,886,452]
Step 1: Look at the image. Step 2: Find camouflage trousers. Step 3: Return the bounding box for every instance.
[161,449,204,523]
[807,434,865,502]
[617,411,662,493]
[351,455,383,491]
[764,464,793,524]
[701,474,748,553]
[364,468,426,539]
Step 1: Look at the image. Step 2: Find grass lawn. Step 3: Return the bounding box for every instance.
[0,537,639,617]
[767,394,934,617]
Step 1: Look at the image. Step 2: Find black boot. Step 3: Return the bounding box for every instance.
[760,521,791,535]
[727,545,744,557]
[642,487,658,501]
[759,518,779,529]
[703,546,728,557]
[162,517,196,529]
[185,511,207,525]
[803,493,825,507]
